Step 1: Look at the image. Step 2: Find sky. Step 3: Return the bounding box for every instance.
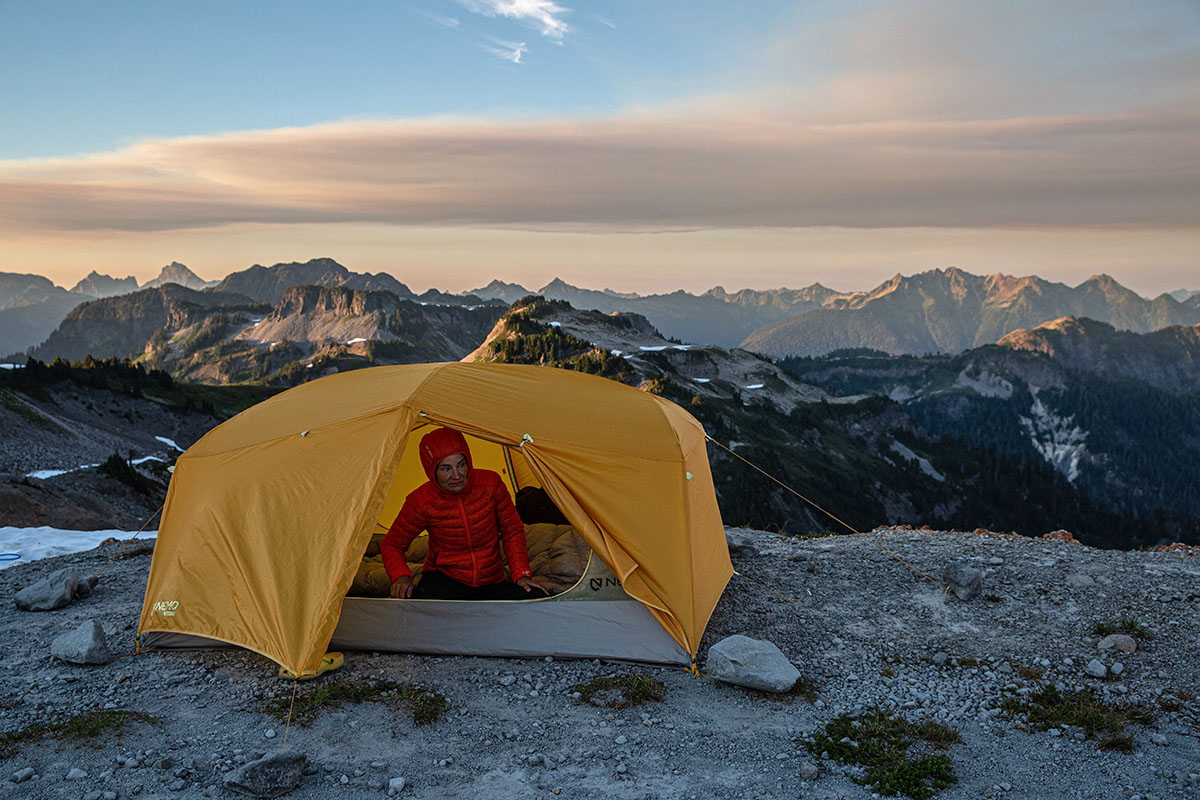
[1,0,1197,296]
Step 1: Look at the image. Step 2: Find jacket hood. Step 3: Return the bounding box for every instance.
[418,427,474,482]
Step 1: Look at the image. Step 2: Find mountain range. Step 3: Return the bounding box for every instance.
[741,268,1200,358]
[477,300,1200,548]
[4,259,1198,362]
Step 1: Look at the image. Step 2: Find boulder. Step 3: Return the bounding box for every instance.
[724,529,759,557]
[704,635,800,692]
[1084,659,1108,678]
[223,752,306,798]
[15,568,98,611]
[51,620,111,665]
[16,568,79,611]
[942,563,983,601]
[1098,634,1137,654]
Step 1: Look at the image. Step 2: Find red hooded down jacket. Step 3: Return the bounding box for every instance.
[380,428,532,588]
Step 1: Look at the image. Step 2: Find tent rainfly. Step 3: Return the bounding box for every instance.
[138,362,732,676]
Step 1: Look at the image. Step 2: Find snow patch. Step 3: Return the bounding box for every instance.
[639,345,667,351]
[0,363,25,370]
[548,321,561,327]
[0,526,156,570]
[131,456,165,466]
[693,378,711,384]
[954,368,1013,399]
[743,384,764,390]
[888,385,915,402]
[889,441,945,482]
[610,350,622,357]
[672,345,691,351]
[1019,390,1089,482]
[155,436,183,452]
[26,465,99,480]
[346,337,367,344]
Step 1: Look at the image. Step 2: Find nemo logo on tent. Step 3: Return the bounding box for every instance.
[152,600,179,616]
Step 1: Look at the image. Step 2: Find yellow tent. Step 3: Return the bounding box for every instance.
[138,362,731,676]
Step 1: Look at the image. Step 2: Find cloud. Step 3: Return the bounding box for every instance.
[457,0,570,41]
[2,1,1195,239]
[0,104,1195,235]
[484,36,528,63]
[417,10,461,29]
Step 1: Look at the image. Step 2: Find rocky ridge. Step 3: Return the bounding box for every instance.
[1,527,1197,799]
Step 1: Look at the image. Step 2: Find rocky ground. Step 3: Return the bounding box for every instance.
[1,527,1198,800]
[0,381,214,529]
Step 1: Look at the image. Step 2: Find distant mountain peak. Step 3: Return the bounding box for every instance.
[69,271,139,299]
[143,261,215,290]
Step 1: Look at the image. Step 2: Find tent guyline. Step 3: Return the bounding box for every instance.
[99,503,163,580]
[704,435,942,589]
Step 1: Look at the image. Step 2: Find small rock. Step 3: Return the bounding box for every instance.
[1098,634,1138,654]
[1084,659,1108,678]
[223,752,306,798]
[67,767,88,779]
[1065,573,1095,588]
[51,620,112,665]
[704,635,800,692]
[264,729,276,739]
[931,652,949,667]
[1151,733,1168,746]
[942,563,983,601]
[498,675,516,687]
[799,762,819,780]
[1111,662,1125,676]
[13,767,35,783]
[387,777,406,796]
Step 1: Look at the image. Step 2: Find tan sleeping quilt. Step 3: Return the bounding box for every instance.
[349,524,588,597]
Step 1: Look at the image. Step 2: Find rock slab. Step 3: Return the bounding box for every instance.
[223,752,306,798]
[942,563,983,601]
[51,620,111,665]
[705,634,800,692]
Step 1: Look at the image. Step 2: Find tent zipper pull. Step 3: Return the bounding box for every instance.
[519,434,533,447]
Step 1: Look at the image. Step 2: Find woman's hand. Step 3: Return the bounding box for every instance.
[390,576,414,598]
[516,576,550,596]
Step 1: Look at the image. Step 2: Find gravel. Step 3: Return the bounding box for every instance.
[1,526,1198,799]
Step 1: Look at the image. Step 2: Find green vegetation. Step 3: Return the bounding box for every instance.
[0,388,71,435]
[99,452,161,495]
[1,356,279,418]
[746,676,819,704]
[805,708,960,799]
[484,299,634,382]
[571,673,667,709]
[1001,685,1155,750]
[1016,666,1044,681]
[1093,616,1153,640]
[262,680,447,727]
[0,710,156,757]
[776,348,1200,548]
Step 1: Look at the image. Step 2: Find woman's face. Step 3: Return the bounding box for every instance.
[434,453,469,493]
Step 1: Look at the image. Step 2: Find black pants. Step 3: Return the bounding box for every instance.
[413,571,531,601]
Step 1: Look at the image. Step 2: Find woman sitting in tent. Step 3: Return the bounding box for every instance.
[382,427,549,600]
